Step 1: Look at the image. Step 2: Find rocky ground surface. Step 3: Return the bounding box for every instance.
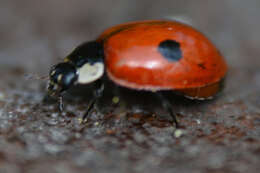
[0,1,260,173]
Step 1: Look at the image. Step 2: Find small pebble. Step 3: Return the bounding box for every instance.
[174,129,184,138]
[196,119,201,124]
[0,92,5,101]
[106,129,115,135]
[78,118,83,123]
[78,118,84,124]
[112,96,120,104]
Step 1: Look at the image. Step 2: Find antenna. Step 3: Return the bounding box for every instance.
[24,74,49,81]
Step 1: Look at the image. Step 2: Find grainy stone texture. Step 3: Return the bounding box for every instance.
[0,1,260,173]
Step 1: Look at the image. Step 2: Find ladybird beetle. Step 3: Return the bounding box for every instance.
[47,20,228,127]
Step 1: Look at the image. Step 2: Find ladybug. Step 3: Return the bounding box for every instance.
[47,20,228,127]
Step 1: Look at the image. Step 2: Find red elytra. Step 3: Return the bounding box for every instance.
[96,20,228,99]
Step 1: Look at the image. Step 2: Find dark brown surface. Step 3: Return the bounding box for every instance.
[0,1,260,173]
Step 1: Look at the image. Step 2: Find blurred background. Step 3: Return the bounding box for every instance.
[1,0,260,73]
[1,1,260,173]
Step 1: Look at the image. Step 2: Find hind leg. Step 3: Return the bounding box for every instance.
[156,92,179,128]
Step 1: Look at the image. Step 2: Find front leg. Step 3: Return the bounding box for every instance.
[82,79,104,122]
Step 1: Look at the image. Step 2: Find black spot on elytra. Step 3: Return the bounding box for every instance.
[158,40,182,62]
[198,63,206,69]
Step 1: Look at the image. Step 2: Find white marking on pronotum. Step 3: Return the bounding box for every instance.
[77,62,104,84]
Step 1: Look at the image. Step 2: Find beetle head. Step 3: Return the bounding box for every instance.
[47,62,78,98]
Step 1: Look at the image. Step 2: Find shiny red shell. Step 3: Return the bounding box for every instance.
[97,20,228,99]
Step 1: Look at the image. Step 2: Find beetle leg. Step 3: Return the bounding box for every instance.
[82,80,104,122]
[156,92,179,128]
[58,95,64,112]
